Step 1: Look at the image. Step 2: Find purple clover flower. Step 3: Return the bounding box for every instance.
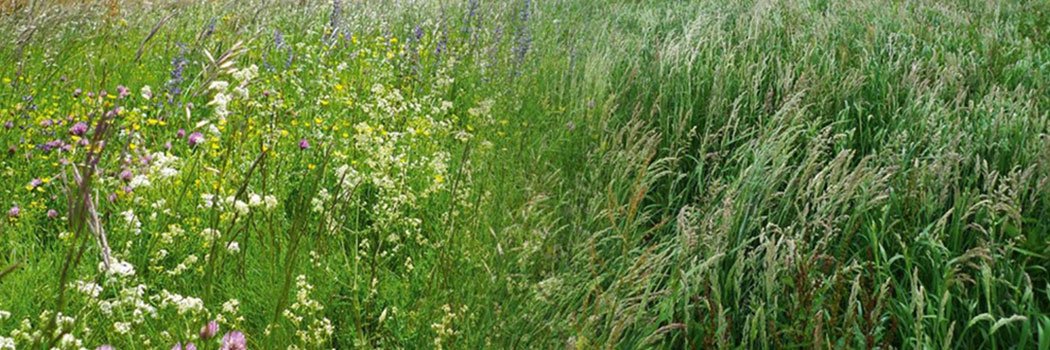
[70,122,89,136]
[220,331,246,350]
[200,320,219,339]
[188,132,204,147]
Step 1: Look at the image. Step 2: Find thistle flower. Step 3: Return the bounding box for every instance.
[177,129,186,138]
[299,138,310,150]
[219,331,245,350]
[200,320,219,339]
[7,205,19,218]
[119,170,133,182]
[47,209,59,219]
[3,121,12,129]
[70,122,89,136]
[188,132,204,147]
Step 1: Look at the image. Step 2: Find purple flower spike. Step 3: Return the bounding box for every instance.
[8,205,20,218]
[220,331,246,350]
[185,343,197,350]
[200,320,219,340]
[177,129,186,138]
[117,85,130,99]
[3,121,12,129]
[298,138,310,150]
[97,346,115,350]
[70,122,89,136]
[188,132,204,147]
[47,209,59,219]
[119,170,133,182]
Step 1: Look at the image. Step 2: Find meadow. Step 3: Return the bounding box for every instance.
[0,0,1048,348]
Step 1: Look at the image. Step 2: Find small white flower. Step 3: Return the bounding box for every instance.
[114,321,132,334]
[141,85,153,100]
[264,195,278,210]
[129,174,151,189]
[208,81,229,91]
[100,259,136,277]
[234,200,250,215]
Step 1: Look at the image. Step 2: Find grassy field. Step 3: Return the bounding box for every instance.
[0,0,1048,348]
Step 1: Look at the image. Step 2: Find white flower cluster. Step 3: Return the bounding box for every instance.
[100,258,136,277]
[158,290,205,315]
[282,275,334,347]
[201,192,278,214]
[208,65,258,121]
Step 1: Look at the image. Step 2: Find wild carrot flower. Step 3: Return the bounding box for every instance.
[188,132,204,147]
[200,320,219,339]
[220,331,246,350]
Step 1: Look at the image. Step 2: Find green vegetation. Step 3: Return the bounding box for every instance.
[0,0,1047,348]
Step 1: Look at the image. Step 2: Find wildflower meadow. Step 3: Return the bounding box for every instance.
[0,0,1048,348]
